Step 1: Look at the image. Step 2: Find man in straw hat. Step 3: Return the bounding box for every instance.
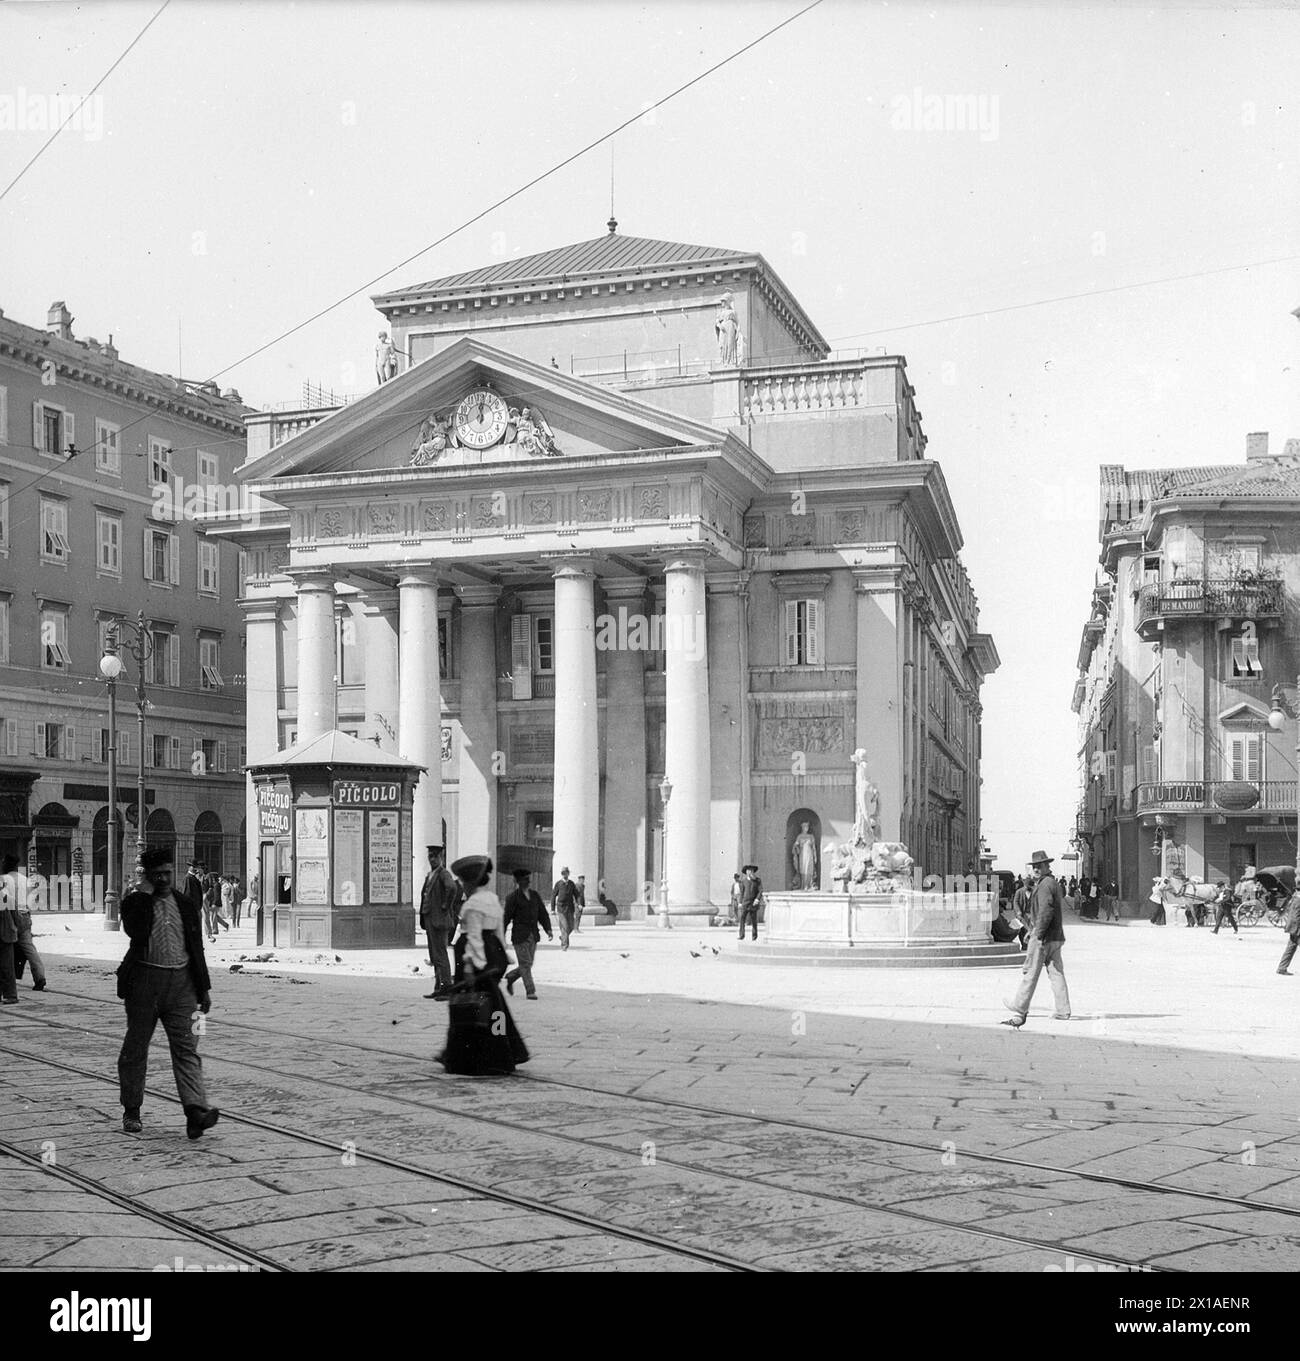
[737,864,764,942]
[1002,850,1071,1028]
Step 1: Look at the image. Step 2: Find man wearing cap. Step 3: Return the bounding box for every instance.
[551,866,579,950]
[1002,850,1070,1027]
[116,847,219,1138]
[503,869,553,999]
[737,865,764,942]
[420,846,462,1000]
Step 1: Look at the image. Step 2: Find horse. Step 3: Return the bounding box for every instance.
[1150,874,1222,927]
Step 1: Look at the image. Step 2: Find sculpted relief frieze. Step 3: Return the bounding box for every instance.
[317,508,347,538]
[367,503,399,535]
[421,501,450,532]
[578,489,613,522]
[761,714,845,758]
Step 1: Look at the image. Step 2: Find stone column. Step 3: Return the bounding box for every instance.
[242,597,281,879]
[398,568,443,893]
[457,585,500,862]
[854,570,903,845]
[360,589,400,753]
[601,576,649,910]
[707,574,747,903]
[291,569,337,745]
[664,553,711,915]
[551,558,600,888]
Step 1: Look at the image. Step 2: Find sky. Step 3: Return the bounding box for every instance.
[2,0,1298,872]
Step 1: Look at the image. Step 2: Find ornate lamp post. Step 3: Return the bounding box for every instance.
[1268,674,1300,870]
[98,612,152,927]
[658,775,672,930]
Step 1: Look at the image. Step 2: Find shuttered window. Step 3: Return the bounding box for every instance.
[510,615,532,700]
[782,598,824,666]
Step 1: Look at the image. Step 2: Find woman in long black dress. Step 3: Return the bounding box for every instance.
[435,855,529,1076]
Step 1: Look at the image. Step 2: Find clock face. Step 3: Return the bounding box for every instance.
[454,389,510,450]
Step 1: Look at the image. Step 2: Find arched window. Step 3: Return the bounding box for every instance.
[195,811,223,876]
[144,808,176,865]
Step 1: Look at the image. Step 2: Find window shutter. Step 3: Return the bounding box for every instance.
[169,533,180,585]
[35,721,45,754]
[32,401,43,452]
[170,636,180,688]
[145,736,154,768]
[217,740,228,772]
[510,615,532,700]
[64,410,74,453]
[169,736,181,769]
[5,720,15,757]
[1247,734,1262,783]
[805,599,823,664]
[142,528,153,582]
[118,731,130,765]
[784,600,799,666]
[64,725,76,760]
[1104,750,1117,796]
[193,741,205,775]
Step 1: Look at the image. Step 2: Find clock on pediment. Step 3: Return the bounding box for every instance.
[454,388,510,450]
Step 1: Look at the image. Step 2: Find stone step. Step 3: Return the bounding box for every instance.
[734,941,1024,969]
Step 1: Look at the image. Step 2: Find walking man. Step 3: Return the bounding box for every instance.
[1211,883,1239,936]
[116,847,219,1138]
[1012,874,1035,931]
[551,867,579,949]
[574,874,587,933]
[1002,850,1070,1027]
[503,868,553,999]
[420,846,462,1000]
[737,864,764,941]
[1,857,46,991]
[1276,888,1300,975]
[0,862,19,1005]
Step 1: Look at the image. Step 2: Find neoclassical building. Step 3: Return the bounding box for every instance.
[217,230,998,919]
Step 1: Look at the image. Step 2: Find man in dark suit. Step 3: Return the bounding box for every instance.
[116,846,219,1138]
[503,868,553,999]
[420,845,462,1000]
[737,864,764,941]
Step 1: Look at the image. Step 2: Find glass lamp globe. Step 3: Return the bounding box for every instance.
[99,653,124,681]
[1268,705,1285,731]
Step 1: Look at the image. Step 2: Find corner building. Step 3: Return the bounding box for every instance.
[222,231,998,928]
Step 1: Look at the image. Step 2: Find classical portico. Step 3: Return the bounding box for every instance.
[221,236,998,944]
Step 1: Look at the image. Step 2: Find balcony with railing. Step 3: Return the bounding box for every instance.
[1135,575,1284,637]
[1134,780,1297,813]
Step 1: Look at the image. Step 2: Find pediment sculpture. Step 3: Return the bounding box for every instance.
[409,390,562,466]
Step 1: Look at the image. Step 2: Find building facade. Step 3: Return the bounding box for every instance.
[1073,432,1300,907]
[0,300,250,902]
[220,231,998,932]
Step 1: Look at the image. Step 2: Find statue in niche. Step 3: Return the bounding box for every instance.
[411,410,457,465]
[851,747,879,846]
[714,291,739,366]
[792,821,819,891]
[375,331,401,385]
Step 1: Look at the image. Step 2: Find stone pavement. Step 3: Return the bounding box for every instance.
[1,909,1298,1273]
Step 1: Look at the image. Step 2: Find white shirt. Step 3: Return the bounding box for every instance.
[459,886,503,969]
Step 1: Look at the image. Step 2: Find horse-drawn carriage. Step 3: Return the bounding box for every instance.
[1238,866,1293,928]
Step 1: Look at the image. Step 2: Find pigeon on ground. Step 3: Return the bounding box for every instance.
[64,925,71,932]
[335,954,343,963]
[619,953,630,959]
[229,964,243,973]
[411,966,420,974]
[711,947,720,956]
[689,950,702,958]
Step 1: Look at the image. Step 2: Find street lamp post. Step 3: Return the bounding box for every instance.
[1267,672,1300,869]
[658,775,672,930]
[98,612,152,927]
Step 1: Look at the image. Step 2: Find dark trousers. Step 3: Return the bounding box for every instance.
[739,906,760,940]
[117,966,208,1112]
[1278,935,1299,973]
[0,941,16,1001]
[557,909,575,949]
[506,937,538,997]
[1213,903,1238,934]
[425,926,453,990]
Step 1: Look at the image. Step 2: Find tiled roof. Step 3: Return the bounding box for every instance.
[376,232,753,300]
[1172,461,1300,498]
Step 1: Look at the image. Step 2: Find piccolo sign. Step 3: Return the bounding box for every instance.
[332,780,401,806]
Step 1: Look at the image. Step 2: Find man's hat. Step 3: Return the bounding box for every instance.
[559,866,570,874]
[1029,850,1054,867]
[426,844,444,856]
[512,868,531,881]
[742,863,759,873]
[451,854,492,883]
[142,847,174,872]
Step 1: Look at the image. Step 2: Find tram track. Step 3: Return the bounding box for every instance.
[0,1037,763,1274]
[25,981,1300,1225]
[6,1002,1271,1271]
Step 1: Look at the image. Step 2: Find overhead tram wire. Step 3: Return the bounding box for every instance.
[0,0,173,206]
[0,0,825,514]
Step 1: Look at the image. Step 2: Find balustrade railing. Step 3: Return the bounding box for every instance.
[1136,576,1284,631]
[1135,780,1297,812]
[741,361,871,420]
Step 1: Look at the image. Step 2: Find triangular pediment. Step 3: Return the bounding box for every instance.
[1219,701,1271,730]
[240,338,725,481]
